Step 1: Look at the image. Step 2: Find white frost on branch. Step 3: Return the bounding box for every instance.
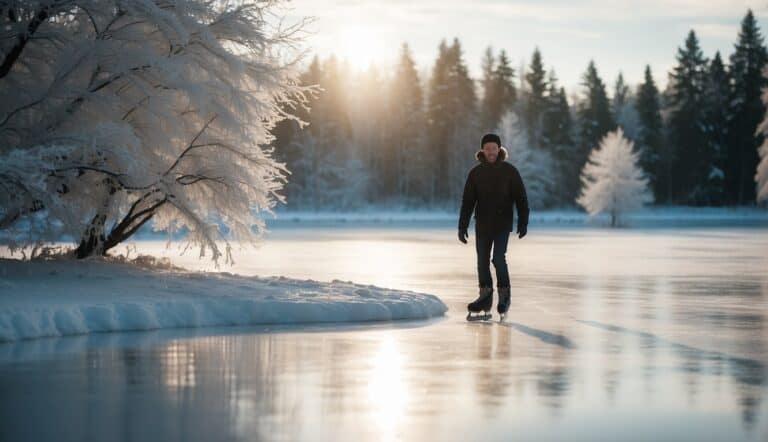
[0,0,317,263]
[577,127,653,226]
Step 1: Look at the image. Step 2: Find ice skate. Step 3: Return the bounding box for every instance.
[497,286,510,322]
[467,286,494,321]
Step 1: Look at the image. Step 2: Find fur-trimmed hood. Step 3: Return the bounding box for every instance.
[475,146,508,163]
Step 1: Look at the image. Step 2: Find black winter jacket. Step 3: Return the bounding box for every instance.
[458,146,530,236]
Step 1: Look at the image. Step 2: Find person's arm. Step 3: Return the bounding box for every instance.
[458,171,477,242]
[512,168,529,238]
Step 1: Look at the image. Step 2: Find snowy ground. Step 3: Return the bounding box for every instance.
[0,259,447,342]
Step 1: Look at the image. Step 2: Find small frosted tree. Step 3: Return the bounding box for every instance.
[0,0,315,263]
[577,128,653,226]
[755,68,768,204]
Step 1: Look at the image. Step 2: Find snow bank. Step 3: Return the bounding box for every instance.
[0,259,447,342]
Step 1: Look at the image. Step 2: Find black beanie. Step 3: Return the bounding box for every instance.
[481,133,501,147]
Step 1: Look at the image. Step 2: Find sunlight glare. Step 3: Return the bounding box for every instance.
[339,25,385,70]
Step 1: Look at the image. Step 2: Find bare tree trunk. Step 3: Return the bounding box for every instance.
[74,177,118,258]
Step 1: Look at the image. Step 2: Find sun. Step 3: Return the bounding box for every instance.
[339,25,385,70]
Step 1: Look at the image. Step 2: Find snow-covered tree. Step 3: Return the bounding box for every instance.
[757,141,768,204]
[0,0,314,263]
[755,65,768,204]
[498,111,555,209]
[577,128,653,227]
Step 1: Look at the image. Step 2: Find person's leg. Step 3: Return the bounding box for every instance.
[490,229,511,288]
[475,229,493,288]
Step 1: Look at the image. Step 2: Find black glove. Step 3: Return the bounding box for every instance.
[458,228,468,244]
[517,225,527,239]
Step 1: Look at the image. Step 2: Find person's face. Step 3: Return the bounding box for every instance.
[482,142,500,163]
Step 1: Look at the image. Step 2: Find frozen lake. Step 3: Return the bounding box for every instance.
[2,224,768,441]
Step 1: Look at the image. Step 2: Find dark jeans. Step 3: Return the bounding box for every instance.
[475,229,511,288]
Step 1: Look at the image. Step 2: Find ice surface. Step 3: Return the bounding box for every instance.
[0,259,447,342]
[1,226,767,442]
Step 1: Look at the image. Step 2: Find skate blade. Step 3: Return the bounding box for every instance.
[466,312,493,322]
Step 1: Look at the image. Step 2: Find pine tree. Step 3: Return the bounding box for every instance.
[317,56,353,147]
[427,38,477,204]
[577,128,653,227]
[635,65,665,202]
[301,56,360,208]
[353,65,387,203]
[665,30,709,204]
[726,9,768,204]
[278,56,323,206]
[612,72,641,142]
[541,70,575,205]
[576,60,615,200]
[447,38,478,202]
[524,48,547,147]
[702,52,731,205]
[542,70,573,148]
[479,47,516,132]
[495,50,517,124]
[613,72,630,113]
[387,43,427,205]
[480,46,497,131]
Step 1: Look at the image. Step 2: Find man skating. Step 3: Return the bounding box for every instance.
[458,133,529,321]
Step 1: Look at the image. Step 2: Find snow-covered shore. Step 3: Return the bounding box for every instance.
[0,259,447,342]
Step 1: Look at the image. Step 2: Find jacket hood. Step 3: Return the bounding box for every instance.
[475,146,508,163]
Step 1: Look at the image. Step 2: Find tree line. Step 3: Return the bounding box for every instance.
[272,9,768,210]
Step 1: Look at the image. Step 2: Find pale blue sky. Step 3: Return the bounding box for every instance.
[284,0,768,96]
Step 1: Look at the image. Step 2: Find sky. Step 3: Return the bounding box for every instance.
[282,0,768,96]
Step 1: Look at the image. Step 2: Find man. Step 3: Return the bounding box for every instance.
[458,133,529,321]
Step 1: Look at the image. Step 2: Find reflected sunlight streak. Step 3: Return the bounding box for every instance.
[162,341,197,391]
[367,335,408,440]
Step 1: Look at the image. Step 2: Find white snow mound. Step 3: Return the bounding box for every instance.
[0,259,447,342]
